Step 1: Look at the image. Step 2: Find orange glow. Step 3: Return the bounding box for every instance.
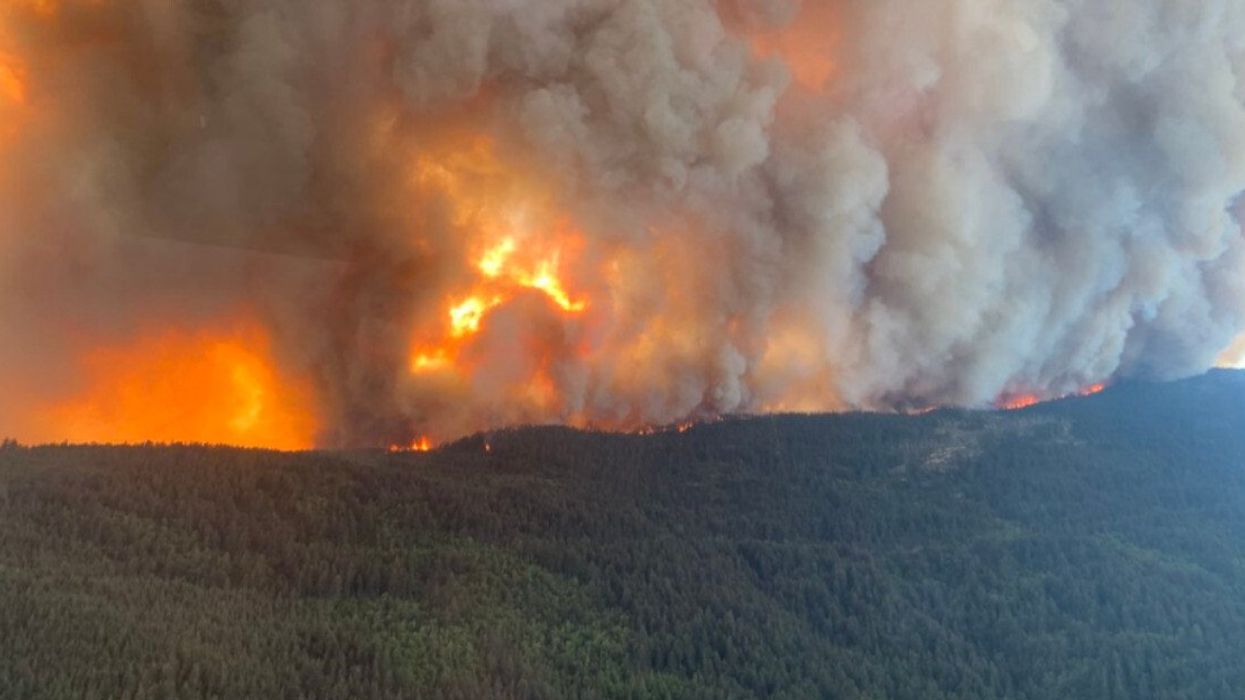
[631,420,701,436]
[36,323,318,450]
[515,257,587,313]
[389,436,433,453]
[999,382,1109,410]
[1218,334,1245,368]
[0,55,26,106]
[411,349,452,374]
[10,0,106,18]
[1,5,38,145]
[404,133,590,390]
[475,237,587,313]
[999,394,1042,411]
[746,4,840,91]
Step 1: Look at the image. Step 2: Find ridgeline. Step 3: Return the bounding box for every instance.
[3,371,1245,699]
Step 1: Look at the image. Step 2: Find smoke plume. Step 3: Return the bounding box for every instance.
[2,0,1244,447]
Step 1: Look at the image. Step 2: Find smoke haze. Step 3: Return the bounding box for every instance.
[2,0,1244,447]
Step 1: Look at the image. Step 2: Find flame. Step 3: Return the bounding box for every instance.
[34,322,318,450]
[449,294,504,338]
[998,382,1109,410]
[404,133,590,395]
[389,436,432,453]
[411,349,452,373]
[477,238,587,313]
[1000,394,1042,410]
[477,237,517,278]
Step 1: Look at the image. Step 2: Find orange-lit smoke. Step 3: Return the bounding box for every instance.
[0,13,29,144]
[0,54,25,106]
[395,133,599,441]
[1219,335,1245,369]
[30,323,317,450]
[741,3,840,92]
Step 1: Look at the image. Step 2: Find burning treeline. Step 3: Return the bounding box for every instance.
[2,0,1245,449]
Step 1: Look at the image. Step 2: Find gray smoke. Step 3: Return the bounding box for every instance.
[1,0,1243,446]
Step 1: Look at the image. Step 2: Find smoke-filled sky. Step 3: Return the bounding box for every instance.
[1,0,1244,448]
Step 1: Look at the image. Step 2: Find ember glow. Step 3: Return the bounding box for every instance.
[28,323,317,450]
[1,1,1244,448]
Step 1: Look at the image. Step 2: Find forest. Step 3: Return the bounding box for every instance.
[2,371,1245,699]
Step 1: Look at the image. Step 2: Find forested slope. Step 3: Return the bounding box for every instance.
[2,371,1245,699]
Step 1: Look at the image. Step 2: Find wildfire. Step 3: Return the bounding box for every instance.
[34,322,318,450]
[632,420,700,436]
[389,436,433,453]
[449,295,503,338]
[405,134,590,395]
[475,238,587,313]
[998,382,1108,411]
[411,349,452,373]
[1000,394,1042,411]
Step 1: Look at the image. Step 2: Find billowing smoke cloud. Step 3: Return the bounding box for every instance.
[1,0,1243,447]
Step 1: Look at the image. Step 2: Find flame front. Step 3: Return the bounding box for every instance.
[998,383,1108,411]
[999,394,1042,411]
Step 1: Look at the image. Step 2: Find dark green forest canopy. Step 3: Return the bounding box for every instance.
[2,371,1244,699]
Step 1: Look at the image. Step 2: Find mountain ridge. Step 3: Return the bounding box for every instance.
[2,371,1244,699]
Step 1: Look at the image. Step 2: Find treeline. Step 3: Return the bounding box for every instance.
[1,371,1245,699]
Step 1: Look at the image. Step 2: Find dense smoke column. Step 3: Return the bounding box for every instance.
[0,0,1243,447]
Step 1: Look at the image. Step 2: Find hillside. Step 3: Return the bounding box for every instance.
[2,371,1245,699]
